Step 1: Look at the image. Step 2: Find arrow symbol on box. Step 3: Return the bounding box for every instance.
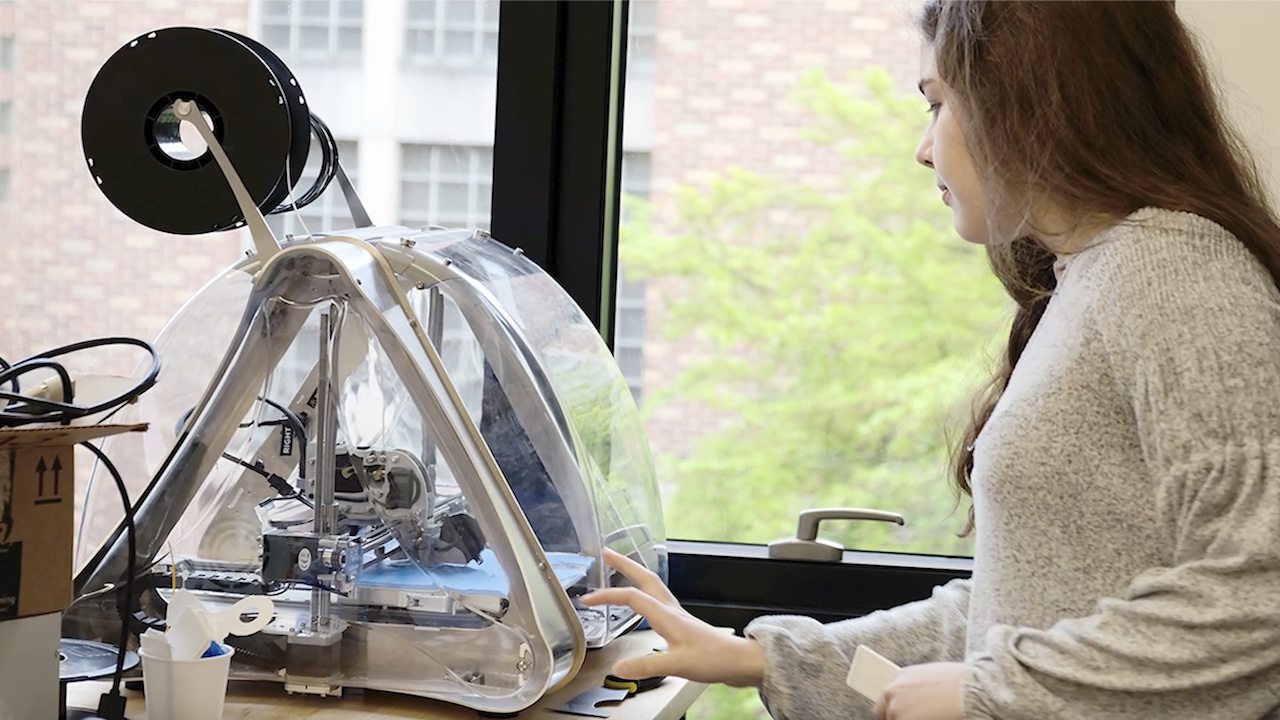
[33,457,62,504]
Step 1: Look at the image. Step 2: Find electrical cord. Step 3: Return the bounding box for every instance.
[0,337,160,427]
[254,396,308,471]
[221,452,314,509]
[80,441,136,719]
[0,354,15,395]
[180,395,308,472]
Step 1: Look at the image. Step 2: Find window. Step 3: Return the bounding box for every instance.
[399,144,493,231]
[0,167,9,202]
[267,140,359,238]
[404,0,499,66]
[0,36,13,71]
[616,152,652,403]
[610,3,995,716]
[614,0,1001,561]
[260,0,362,58]
[621,152,651,218]
[0,101,10,136]
[628,0,656,72]
[614,273,645,403]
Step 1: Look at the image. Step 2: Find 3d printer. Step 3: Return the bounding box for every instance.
[64,26,666,714]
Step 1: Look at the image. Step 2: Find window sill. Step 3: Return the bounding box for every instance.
[667,539,973,632]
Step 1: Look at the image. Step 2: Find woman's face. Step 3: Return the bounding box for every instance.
[914,50,994,245]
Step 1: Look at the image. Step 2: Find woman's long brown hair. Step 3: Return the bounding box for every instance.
[919,1,1280,533]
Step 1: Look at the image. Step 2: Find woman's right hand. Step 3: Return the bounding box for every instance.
[579,548,767,687]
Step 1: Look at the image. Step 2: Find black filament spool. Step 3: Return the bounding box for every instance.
[218,28,312,214]
[81,26,310,235]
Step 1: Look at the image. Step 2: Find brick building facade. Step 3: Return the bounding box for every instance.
[0,0,248,371]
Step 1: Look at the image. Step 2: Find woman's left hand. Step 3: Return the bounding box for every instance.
[872,662,966,720]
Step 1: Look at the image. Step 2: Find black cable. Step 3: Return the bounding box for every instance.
[0,353,16,396]
[222,451,313,508]
[268,111,338,215]
[182,396,308,474]
[0,337,160,427]
[0,358,74,418]
[255,396,309,471]
[80,441,136,718]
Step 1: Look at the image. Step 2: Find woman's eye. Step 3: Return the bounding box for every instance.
[926,102,941,115]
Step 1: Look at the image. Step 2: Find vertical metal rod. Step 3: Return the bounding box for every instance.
[427,287,445,354]
[312,305,339,626]
[424,287,444,472]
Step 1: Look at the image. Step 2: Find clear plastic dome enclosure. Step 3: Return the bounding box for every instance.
[67,227,667,713]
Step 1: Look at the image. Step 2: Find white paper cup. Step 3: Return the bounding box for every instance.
[138,644,235,720]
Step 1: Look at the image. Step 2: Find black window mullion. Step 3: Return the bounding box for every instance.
[491,0,563,275]
[557,0,627,346]
[491,0,627,342]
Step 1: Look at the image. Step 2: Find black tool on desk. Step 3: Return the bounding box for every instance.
[602,646,667,696]
[602,673,665,696]
[550,667,665,717]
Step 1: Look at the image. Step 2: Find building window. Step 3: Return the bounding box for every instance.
[0,36,13,72]
[404,0,499,66]
[0,167,10,203]
[616,152,651,402]
[620,152,651,220]
[615,272,646,403]
[260,0,362,58]
[0,101,10,137]
[267,140,359,237]
[628,0,656,72]
[398,144,493,231]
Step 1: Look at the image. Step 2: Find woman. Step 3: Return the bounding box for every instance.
[581,2,1280,719]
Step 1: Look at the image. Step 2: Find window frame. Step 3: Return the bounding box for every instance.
[491,0,964,628]
[398,144,494,230]
[259,0,362,59]
[403,0,500,68]
[625,0,656,75]
[0,35,14,72]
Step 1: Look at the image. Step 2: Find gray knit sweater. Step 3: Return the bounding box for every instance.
[745,208,1280,719]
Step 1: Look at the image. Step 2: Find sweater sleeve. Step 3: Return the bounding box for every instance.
[745,577,971,720]
[964,227,1280,720]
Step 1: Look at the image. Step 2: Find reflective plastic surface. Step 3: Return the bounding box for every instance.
[68,227,666,712]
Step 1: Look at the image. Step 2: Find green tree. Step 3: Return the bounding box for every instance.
[619,67,1010,561]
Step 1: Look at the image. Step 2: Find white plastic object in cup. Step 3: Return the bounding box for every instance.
[139,643,235,720]
[167,607,215,661]
[209,595,274,638]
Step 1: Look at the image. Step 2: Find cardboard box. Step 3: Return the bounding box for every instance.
[0,422,147,720]
[0,422,147,621]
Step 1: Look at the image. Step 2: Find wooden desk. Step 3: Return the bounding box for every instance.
[65,631,706,720]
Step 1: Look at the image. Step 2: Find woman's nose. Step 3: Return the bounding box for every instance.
[915,133,933,169]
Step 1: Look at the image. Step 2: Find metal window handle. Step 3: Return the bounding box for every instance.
[767,508,906,562]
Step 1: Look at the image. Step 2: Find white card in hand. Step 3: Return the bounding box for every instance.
[846,644,901,702]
